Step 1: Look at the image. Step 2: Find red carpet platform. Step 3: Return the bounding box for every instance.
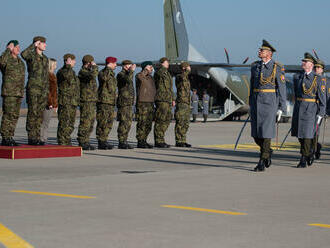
[0,145,82,160]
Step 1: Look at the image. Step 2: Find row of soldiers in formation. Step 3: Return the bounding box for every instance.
[0,36,329,170]
[250,40,329,171]
[0,36,195,150]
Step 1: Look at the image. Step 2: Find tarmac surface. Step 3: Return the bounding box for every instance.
[0,117,330,248]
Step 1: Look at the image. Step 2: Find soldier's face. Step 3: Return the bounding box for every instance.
[162,60,169,69]
[315,67,324,75]
[12,45,20,56]
[258,49,272,59]
[66,58,76,67]
[37,42,46,51]
[145,65,154,74]
[302,61,313,72]
[108,62,117,70]
[123,64,131,71]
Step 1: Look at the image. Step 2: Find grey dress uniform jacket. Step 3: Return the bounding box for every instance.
[291,72,326,139]
[202,94,210,115]
[249,59,287,138]
[191,94,199,115]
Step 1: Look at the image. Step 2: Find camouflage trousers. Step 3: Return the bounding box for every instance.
[154,101,172,143]
[77,101,96,145]
[26,93,47,140]
[175,103,190,143]
[96,103,115,142]
[117,106,133,143]
[57,104,77,145]
[254,138,271,159]
[136,102,154,142]
[0,96,22,139]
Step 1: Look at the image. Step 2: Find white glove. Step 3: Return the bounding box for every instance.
[276,110,282,122]
[317,115,322,125]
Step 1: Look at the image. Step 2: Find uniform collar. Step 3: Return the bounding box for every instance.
[262,59,273,69]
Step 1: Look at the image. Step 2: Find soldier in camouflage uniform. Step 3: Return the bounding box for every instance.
[56,54,80,146]
[0,40,25,146]
[21,36,49,145]
[96,56,118,150]
[78,55,98,150]
[135,61,156,148]
[154,57,175,148]
[174,62,192,147]
[116,60,136,149]
[250,40,287,172]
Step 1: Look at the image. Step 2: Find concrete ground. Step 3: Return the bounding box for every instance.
[0,117,329,248]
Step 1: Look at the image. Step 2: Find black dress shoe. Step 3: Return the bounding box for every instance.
[297,156,307,168]
[265,149,273,168]
[307,155,314,166]
[118,142,133,149]
[254,159,266,172]
[155,142,170,148]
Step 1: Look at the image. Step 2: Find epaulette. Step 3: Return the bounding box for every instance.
[275,61,285,72]
[251,61,259,66]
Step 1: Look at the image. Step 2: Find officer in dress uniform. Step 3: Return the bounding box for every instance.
[249,40,287,172]
[191,89,199,122]
[291,53,326,168]
[202,90,210,122]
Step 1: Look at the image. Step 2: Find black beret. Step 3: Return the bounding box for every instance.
[33,36,46,43]
[122,60,133,65]
[82,55,94,64]
[159,57,169,63]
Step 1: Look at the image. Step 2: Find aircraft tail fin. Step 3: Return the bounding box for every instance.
[163,0,189,61]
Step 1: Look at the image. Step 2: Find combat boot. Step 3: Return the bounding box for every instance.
[98,141,113,150]
[118,142,133,149]
[137,141,148,148]
[155,142,171,148]
[1,138,11,146]
[28,139,39,145]
[315,143,322,160]
[254,159,266,172]
[265,149,273,168]
[297,156,307,168]
[9,138,19,146]
[175,142,185,147]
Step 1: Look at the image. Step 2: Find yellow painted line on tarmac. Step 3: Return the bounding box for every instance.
[162,205,247,216]
[308,223,330,229]
[0,222,33,248]
[200,142,330,151]
[10,190,96,199]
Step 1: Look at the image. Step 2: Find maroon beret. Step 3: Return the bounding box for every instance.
[106,57,117,64]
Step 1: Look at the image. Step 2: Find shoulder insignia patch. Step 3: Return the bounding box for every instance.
[281,74,286,83]
[321,85,326,93]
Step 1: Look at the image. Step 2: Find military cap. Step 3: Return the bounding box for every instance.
[302,52,317,64]
[33,36,46,43]
[82,54,94,64]
[141,61,153,70]
[315,59,325,69]
[63,53,76,61]
[260,39,276,52]
[180,61,190,69]
[106,57,117,64]
[122,60,133,65]
[7,40,19,47]
[159,57,169,63]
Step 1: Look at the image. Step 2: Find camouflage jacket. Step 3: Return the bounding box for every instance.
[154,66,174,103]
[98,67,117,105]
[78,65,98,102]
[116,69,134,107]
[21,43,49,97]
[175,70,191,104]
[56,64,80,106]
[0,48,25,97]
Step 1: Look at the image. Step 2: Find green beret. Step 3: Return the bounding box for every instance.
[7,40,19,47]
[122,60,133,65]
[260,39,276,52]
[315,59,325,69]
[159,57,169,64]
[33,36,46,43]
[141,61,153,70]
[180,61,190,69]
[63,53,76,61]
[302,52,317,64]
[82,55,94,64]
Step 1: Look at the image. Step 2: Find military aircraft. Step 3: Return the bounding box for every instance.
[162,0,329,121]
